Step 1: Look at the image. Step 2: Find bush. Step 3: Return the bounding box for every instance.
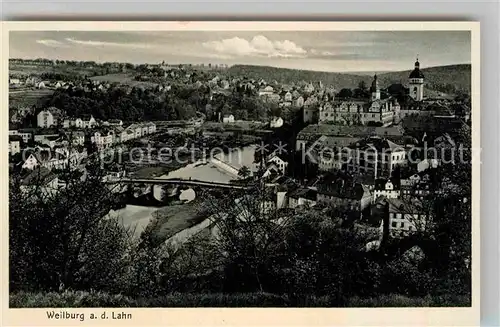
[10,291,137,308]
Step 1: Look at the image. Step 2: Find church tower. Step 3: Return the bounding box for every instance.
[370,74,380,101]
[409,57,424,101]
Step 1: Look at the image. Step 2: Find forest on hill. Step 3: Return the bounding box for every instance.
[227,64,471,94]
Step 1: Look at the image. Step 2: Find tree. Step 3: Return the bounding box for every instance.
[238,166,251,179]
[337,88,353,99]
[9,157,134,293]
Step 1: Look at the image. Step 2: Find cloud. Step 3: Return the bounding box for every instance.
[36,39,66,47]
[65,38,152,49]
[202,35,307,58]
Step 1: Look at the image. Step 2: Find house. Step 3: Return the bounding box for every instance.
[10,78,21,85]
[81,115,97,128]
[287,188,317,208]
[34,133,60,144]
[345,136,408,178]
[63,117,84,129]
[295,124,405,153]
[316,176,372,214]
[37,107,62,128]
[258,86,274,97]
[304,83,315,93]
[262,162,282,179]
[376,196,428,238]
[222,115,235,124]
[270,116,284,128]
[141,125,149,136]
[372,179,400,203]
[22,148,69,170]
[9,135,22,155]
[20,167,60,196]
[400,171,437,200]
[145,122,157,134]
[10,128,33,144]
[69,131,85,146]
[91,130,115,150]
[283,91,293,102]
[22,153,40,170]
[267,153,288,175]
[126,124,142,139]
[107,119,123,127]
[37,81,50,89]
[38,135,62,149]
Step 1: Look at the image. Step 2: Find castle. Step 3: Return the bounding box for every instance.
[303,59,425,126]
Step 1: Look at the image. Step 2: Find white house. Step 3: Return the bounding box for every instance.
[10,78,21,85]
[37,107,61,128]
[9,135,22,155]
[91,130,114,150]
[82,115,97,128]
[37,81,49,89]
[223,115,235,124]
[107,119,123,127]
[258,86,274,97]
[267,153,288,175]
[146,122,157,134]
[20,167,60,196]
[378,197,428,238]
[22,153,40,170]
[372,179,401,203]
[63,118,84,129]
[70,131,86,146]
[287,188,317,208]
[283,91,293,102]
[270,116,284,128]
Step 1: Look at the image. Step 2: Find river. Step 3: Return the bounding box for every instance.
[107,145,258,238]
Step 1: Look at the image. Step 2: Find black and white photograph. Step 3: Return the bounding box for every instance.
[6,22,478,316]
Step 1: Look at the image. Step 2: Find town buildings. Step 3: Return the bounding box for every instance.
[344,136,409,179]
[376,196,428,238]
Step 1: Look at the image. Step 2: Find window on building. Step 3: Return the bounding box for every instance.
[400,222,405,228]
[391,221,397,228]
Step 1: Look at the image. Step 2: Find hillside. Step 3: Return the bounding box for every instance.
[227,64,471,94]
[379,64,471,94]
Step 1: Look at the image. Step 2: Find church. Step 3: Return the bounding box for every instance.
[408,58,425,101]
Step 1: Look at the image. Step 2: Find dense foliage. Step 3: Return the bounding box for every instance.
[43,83,277,122]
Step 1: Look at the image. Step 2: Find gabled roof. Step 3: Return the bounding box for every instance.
[287,188,317,201]
[21,167,57,186]
[317,176,370,200]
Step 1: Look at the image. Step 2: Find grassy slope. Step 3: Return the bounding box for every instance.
[10,291,471,308]
[89,73,158,88]
[152,201,210,241]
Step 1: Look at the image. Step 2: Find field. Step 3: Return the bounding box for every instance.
[90,73,158,88]
[9,64,99,77]
[9,88,54,108]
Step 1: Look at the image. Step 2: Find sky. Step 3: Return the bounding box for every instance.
[10,31,471,73]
